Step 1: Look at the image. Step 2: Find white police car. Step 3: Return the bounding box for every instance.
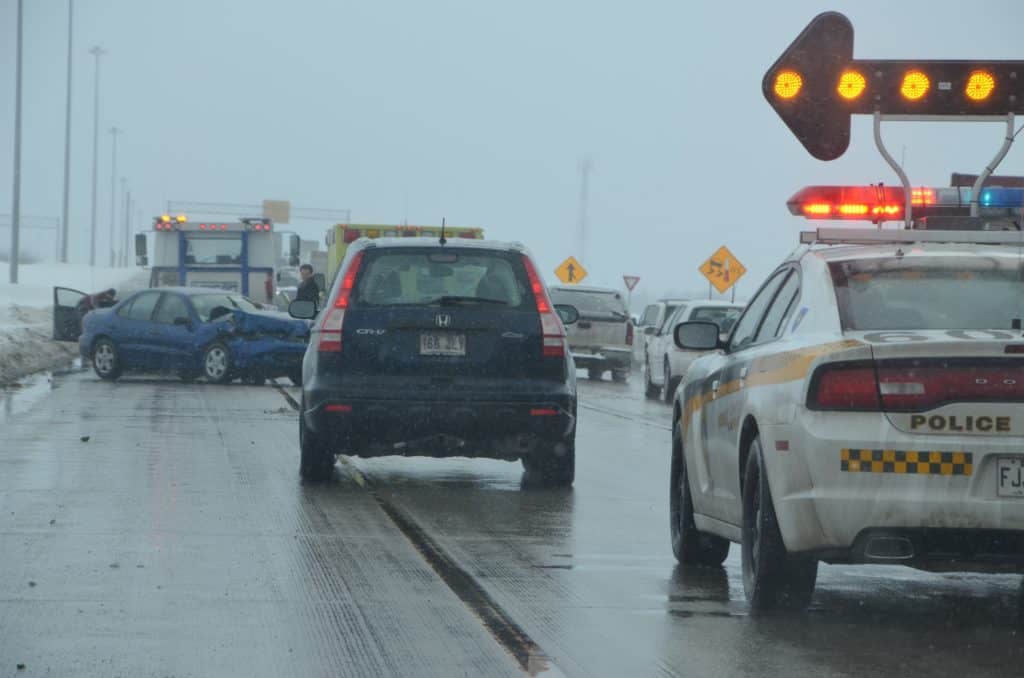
[668,184,1024,610]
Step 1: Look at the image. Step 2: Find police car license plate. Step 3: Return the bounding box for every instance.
[420,332,466,356]
[996,457,1024,498]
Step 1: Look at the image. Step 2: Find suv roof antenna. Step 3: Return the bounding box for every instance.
[440,217,447,246]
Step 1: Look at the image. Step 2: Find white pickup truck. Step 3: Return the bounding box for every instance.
[549,285,632,381]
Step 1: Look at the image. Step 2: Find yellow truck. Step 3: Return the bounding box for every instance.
[324,224,485,285]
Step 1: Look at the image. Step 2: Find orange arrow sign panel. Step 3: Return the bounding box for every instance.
[764,12,1024,161]
[699,246,747,294]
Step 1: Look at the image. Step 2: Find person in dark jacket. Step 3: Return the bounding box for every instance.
[295,264,319,304]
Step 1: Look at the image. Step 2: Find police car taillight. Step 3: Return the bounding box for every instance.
[521,254,566,358]
[808,363,880,411]
[877,364,1024,410]
[810,361,1024,411]
[318,251,364,353]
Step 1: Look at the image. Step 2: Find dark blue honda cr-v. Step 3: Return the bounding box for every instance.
[289,237,579,485]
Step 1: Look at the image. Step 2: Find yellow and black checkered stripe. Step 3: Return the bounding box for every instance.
[840,449,973,476]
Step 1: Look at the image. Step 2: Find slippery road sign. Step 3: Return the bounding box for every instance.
[555,257,588,285]
[699,246,746,294]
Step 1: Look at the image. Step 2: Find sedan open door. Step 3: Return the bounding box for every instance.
[52,287,88,342]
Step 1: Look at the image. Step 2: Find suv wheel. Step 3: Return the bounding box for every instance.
[670,422,729,566]
[299,405,335,481]
[522,439,575,487]
[611,370,628,383]
[587,368,603,381]
[741,435,818,611]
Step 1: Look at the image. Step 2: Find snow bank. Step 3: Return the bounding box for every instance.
[0,263,148,384]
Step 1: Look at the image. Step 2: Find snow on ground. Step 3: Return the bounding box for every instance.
[0,262,148,384]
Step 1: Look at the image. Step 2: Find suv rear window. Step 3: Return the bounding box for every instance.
[549,289,627,316]
[352,249,527,307]
[829,255,1024,331]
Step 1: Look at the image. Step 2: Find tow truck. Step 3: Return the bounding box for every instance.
[324,223,484,285]
[136,215,298,305]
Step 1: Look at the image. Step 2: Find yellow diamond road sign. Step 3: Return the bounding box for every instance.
[555,256,587,285]
[699,246,746,294]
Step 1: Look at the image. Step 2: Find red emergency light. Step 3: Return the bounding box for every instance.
[788,186,944,221]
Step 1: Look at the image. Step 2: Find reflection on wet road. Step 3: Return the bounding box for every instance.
[1,369,1022,676]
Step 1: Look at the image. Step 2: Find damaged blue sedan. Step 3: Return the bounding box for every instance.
[78,287,310,384]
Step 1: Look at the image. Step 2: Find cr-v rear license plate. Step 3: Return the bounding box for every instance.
[420,332,466,356]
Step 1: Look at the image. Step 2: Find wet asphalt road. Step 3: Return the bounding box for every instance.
[2,368,1024,677]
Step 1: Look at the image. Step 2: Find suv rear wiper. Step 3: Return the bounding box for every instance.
[431,295,509,306]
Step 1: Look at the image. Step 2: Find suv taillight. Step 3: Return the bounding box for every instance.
[318,251,364,353]
[521,255,566,358]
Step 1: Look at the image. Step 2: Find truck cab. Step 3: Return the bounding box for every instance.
[142,216,280,304]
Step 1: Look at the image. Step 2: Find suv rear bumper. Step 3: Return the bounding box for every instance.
[303,390,576,460]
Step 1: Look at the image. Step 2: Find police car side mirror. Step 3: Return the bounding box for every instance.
[289,299,318,320]
[675,321,720,351]
[554,304,579,326]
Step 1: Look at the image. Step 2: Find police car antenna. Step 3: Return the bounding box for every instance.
[440,217,447,246]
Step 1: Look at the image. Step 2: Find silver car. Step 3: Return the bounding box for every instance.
[645,300,743,400]
[549,285,632,381]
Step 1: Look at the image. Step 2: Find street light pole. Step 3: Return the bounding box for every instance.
[108,127,121,267]
[8,0,24,283]
[122,188,131,267]
[88,45,106,267]
[59,0,74,264]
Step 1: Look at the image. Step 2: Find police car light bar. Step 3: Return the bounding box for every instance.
[789,185,1024,221]
[800,228,1024,246]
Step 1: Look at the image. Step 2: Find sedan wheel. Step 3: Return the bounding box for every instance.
[203,343,233,384]
[670,422,729,565]
[644,359,660,399]
[660,359,673,402]
[92,339,122,381]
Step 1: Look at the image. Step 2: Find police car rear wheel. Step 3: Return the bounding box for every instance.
[741,436,817,611]
[203,343,233,384]
[92,338,121,381]
[670,423,729,566]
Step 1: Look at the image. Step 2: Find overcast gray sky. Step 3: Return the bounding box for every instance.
[3,0,1024,303]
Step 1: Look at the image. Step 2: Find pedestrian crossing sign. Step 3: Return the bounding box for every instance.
[555,256,588,285]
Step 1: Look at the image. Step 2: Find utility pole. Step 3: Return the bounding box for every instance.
[577,155,592,266]
[60,0,74,263]
[88,45,106,267]
[108,128,122,266]
[9,0,24,283]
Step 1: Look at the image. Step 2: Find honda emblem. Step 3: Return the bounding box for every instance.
[435,313,452,328]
